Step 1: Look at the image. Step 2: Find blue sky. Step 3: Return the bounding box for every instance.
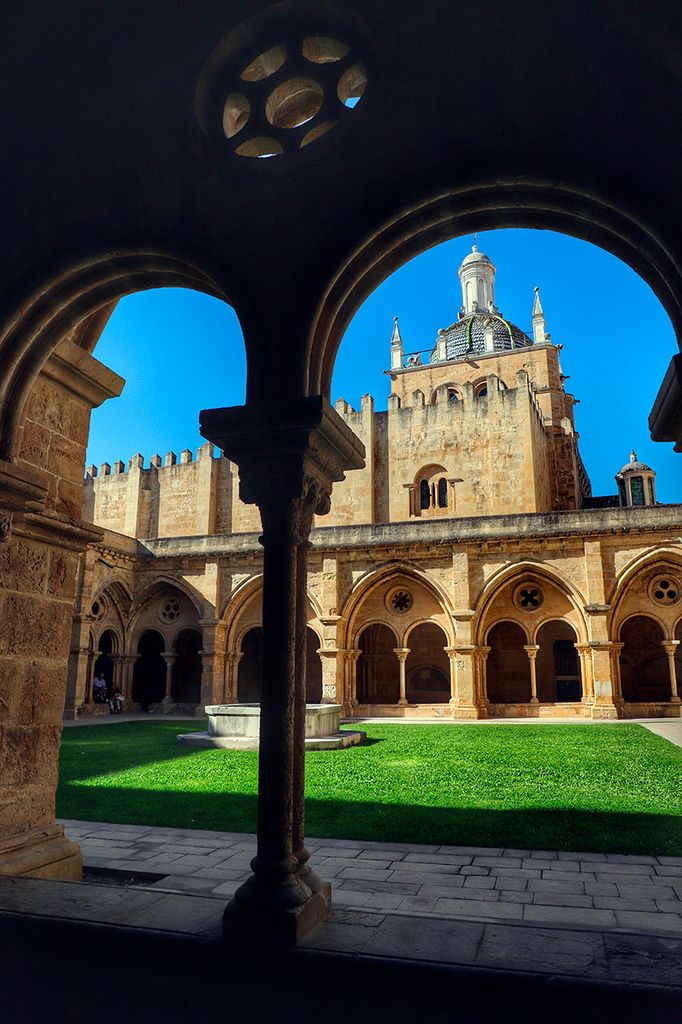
[87,228,680,501]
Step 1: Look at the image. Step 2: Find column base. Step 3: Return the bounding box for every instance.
[451,704,485,720]
[222,881,331,946]
[588,703,621,720]
[0,825,82,880]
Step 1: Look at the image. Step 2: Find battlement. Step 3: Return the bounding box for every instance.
[85,441,219,478]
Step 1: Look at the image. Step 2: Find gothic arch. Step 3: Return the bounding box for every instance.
[341,562,454,626]
[308,182,682,398]
[222,573,322,655]
[342,564,454,651]
[0,249,231,461]
[130,575,206,623]
[608,548,682,639]
[474,561,588,647]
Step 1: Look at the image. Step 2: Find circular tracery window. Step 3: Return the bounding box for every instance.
[159,597,181,623]
[386,587,414,614]
[91,598,106,622]
[649,575,680,606]
[513,583,544,612]
[218,35,367,158]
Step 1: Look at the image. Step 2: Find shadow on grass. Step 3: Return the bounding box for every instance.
[57,783,682,857]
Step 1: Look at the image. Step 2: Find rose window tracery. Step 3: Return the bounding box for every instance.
[218,35,367,158]
[513,583,544,612]
[159,597,181,623]
[386,587,413,614]
[649,575,680,606]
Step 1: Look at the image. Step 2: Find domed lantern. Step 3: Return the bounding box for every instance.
[616,450,657,507]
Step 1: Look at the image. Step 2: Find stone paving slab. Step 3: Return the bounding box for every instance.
[59,818,682,938]
[3,868,682,993]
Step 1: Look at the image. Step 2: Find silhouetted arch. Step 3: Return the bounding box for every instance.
[487,622,531,704]
[405,623,450,703]
[357,624,399,704]
[172,629,202,704]
[535,620,581,702]
[132,630,166,710]
[619,616,670,702]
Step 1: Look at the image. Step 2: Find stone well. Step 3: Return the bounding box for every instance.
[177,704,365,750]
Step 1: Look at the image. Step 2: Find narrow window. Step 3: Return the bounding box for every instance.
[420,479,430,510]
[437,477,448,508]
[647,477,655,504]
[630,476,645,506]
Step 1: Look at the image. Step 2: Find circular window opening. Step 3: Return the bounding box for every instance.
[223,93,250,139]
[513,583,544,612]
[302,36,349,64]
[266,76,324,129]
[649,575,680,605]
[159,597,181,623]
[337,61,367,108]
[386,587,414,614]
[240,44,287,82]
[235,136,284,159]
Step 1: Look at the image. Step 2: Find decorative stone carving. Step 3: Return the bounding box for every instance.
[0,508,12,542]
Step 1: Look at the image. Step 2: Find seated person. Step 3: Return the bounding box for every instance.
[92,675,107,703]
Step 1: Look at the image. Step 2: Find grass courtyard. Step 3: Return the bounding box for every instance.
[57,721,682,856]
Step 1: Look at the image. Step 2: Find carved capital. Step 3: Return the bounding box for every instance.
[200,396,365,540]
[0,508,12,542]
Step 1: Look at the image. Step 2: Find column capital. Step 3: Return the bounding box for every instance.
[662,639,681,655]
[200,397,365,542]
[523,644,540,658]
[393,648,410,662]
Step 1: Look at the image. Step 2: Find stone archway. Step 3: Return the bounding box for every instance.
[93,629,117,697]
[132,630,166,710]
[172,629,202,704]
[619,616,671,703]
[405,623,450,704]
[535,620,582,703]
[356,624,400,704]
[486,622,531,704]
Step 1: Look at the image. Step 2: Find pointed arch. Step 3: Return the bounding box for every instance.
[473,560,588,647]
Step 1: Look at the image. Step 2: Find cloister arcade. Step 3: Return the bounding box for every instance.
[68,548,682,723]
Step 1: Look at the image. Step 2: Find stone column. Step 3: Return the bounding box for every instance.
[319,614,340,704]
[161,654,176,703]
[200,396,364,945]
[444,646,458,706]
[319,648,339,704]
[588,641,621,719]
[225,650,243,703]
[524,645,540,705]
[575,643,594,705]
[394,648,410,706]
[662,640,681,705]
[197,620,227,712]
[474,646,491,716]
[120,654,136,702]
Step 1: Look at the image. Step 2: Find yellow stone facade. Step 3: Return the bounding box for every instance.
[69,247,682,721]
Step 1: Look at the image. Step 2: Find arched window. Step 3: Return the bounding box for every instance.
[414,466,452,516]
[476,384,488,398]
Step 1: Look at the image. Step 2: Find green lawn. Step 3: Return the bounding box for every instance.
[57,721,682,855]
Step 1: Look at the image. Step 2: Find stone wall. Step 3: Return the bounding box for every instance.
[0,338,122,879]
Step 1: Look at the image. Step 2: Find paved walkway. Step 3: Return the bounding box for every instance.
[60,819,682,937]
